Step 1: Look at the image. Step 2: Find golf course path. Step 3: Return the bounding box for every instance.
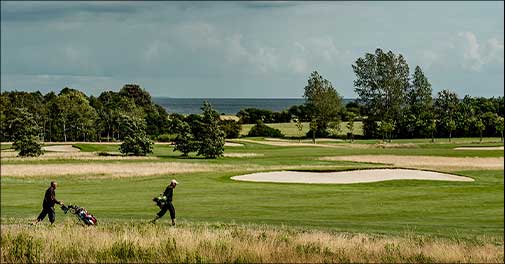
[231,169,474,184]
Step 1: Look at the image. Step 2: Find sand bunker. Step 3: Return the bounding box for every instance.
[231,169,474,184]
[42,145,81,152]
[225,142,244,147]
[321,155,504,171]
[223,153,263,157]
[454,146,504,150]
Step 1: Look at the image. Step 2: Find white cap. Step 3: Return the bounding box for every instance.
[171,179,178,185]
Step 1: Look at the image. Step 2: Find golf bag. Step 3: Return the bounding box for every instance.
[61,204,97,226]
[153,194,167,209]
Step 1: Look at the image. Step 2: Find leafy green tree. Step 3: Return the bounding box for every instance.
[352,48,410,137]
[444,119,456,142]
[496,116,504,142]
[346,112,356,143]
[309,119,318,144]
[303,71,343,137]
[119,133,153,156]
[9,108,43,157]
[219,119,241,139]
[474,117,485,143]
[294,117,304,142]
[0,91,46,141]
[405,66,433,138]
[326,121,341,138]
[378,120,395,143]
[173,120,198,156]
[118,114,153,156]
[425,118,437,143]
[119,84,152,108]
[434,90,459,140]
[197,101,225,158]
[54,89,97,142]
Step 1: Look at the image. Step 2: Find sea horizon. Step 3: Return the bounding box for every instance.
[153,97,356,115]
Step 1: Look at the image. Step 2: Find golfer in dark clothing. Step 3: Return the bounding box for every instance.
[33,181,63,225]
[152,179,177,225]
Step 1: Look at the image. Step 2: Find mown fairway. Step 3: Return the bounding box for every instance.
[1,138,503,241]
[240,121,364,137]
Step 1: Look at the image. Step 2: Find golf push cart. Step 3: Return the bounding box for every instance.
[61,204,97,226]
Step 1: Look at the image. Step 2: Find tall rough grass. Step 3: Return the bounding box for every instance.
[1,221,503,263]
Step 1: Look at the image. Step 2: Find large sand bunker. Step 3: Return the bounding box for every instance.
[231,169,474,184]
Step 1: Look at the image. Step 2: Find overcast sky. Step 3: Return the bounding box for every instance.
[1,1,503,98]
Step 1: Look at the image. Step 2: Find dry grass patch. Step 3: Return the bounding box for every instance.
[1,151,159,162]
[0,162,220,178]
[321,155,505,171]
[1,223,503,263]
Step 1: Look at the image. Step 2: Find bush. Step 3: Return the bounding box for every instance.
[119,133,153,156]
[13,135,43,157]
[247,121,284,138]
[219,120,241,139]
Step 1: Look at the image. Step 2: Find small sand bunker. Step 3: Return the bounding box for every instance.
[231,169,474,184]
[225,142,244,147]
[223,153,263,157]
[42,145,80,152]
[454,146,504,150]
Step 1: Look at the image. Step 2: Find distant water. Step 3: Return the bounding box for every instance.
[153,98,354,115]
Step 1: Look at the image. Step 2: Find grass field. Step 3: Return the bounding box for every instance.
[1,138,504,262]
[240,121,364,137]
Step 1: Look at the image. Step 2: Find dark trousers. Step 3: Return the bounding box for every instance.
[157,202,175,219]
[37,206,55,223]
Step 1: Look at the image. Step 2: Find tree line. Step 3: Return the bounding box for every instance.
[1,84,226,158]
[352,48,504,142]
[1,84,170,142]
[235,48,504,142]
[2,48,503,153]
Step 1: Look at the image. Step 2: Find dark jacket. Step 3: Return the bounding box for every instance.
[163,186,174,202]
[43,186,60,208]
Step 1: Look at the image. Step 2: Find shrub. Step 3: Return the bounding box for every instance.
[13,135,43,157]
[219,120,241,139]
[247,121,284,138]
[119,133,153,156]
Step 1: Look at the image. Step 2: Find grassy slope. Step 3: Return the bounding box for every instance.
[1,140,503,240]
